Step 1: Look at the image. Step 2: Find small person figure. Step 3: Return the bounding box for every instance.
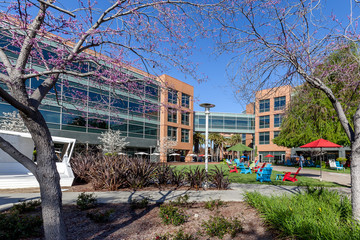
[299,154,304,168]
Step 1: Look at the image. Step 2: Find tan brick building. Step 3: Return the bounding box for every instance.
[159,74,194,162]
[248,85,292,162]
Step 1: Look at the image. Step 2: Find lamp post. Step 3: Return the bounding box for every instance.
[200,103,215,173]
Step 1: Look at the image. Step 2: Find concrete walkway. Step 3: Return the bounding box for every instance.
[0,166,352,211]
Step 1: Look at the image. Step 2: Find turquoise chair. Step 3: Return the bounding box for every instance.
[256,167,273,182]
[335,161,345,171]
[234,158,241,167]
[238,163,252,174]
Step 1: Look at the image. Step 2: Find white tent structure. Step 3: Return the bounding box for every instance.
[0,130,76,189]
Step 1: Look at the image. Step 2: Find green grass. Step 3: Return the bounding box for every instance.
[174,163,342,187]
[245,188,360,239]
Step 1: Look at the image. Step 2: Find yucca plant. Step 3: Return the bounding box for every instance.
[154,163,174,186]
[126,157,157,189]
[209,166,231,190]
[170,168,185,187]
[186,167,206,190]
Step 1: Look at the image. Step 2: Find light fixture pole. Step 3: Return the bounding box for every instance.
[200,103,215,173]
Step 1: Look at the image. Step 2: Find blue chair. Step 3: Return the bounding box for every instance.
[256,167,273,182]
[234,158,241,167]
[335,161,345,171]
[238,163,252,174]
[284,159,293,166]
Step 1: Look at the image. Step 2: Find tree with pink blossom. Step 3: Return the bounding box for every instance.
[0,0,219,239]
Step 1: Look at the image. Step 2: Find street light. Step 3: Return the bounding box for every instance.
[200,103,215,174]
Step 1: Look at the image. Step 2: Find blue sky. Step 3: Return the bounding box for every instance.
[166,0,356,113]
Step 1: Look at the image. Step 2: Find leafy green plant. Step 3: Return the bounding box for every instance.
[186,167,206,190]
[202,215,242,239]
[0,212,42,240]
[86,209,115,223]
[10,199,41,213]
[173,229,198,240]
[159,204,188,226]
[171,194,191,207]
[204,199,225,211]
[76,192,97,210]
[209,166,231,190]
[130,198,149,209]
[245,187,360,239]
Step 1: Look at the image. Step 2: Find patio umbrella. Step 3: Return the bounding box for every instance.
[150,152,160,155]
[135,152,149,155]
[227,143,252,161]
[264,154,274,163]
[300,138,342,181]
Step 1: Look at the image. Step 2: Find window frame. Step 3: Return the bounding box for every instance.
[259,115,270,129]
[181,93,190,108]
[259,99,270,113]
[181,128,190,143]
[274,96,286,111]
[167,126,177,141]
[259,132,270,145]
[167,108,177,123]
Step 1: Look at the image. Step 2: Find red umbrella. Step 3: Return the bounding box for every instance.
[300,139,342,181]
[264,154,274,163]
[300,139,342,148]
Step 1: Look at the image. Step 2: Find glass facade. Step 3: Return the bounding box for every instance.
[259,115,270,128]
[274,114,283,127]
[0,36,160,144]
[273,131,280,138]
[274,96,286,111]
[259,132,270,144]
[194,112,255,134]
[259,99,270,113]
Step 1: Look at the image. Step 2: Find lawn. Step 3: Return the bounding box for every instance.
[173,163,343,187]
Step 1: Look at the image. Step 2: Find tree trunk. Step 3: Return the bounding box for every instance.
[22,111,67,240]
[351,132,360,221]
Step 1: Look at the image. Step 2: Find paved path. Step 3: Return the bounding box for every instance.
[0,166,352,211]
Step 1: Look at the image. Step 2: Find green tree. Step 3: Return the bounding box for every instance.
[193,132,205,154]
[227,134,242,146]
[209,133,226,161]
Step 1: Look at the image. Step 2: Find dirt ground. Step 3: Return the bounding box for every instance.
[62,201,274,240]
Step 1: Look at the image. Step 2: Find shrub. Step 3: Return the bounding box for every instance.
[170,168,185,187]
[76,192,97,210]
[70,152,97,183]
[88,154,129,190]
[173,229,198,240]
[245,187,360,239]
[126,157,157,189]
[204,199,225,211]
[130,198,149,209]
[209,166,231,190]
[10,199,41,213]
[186,167,206,190]
[0,212,42,240]
[154,163,174,186]
[171,194,191,208]
[202,215,243,239]
[87,209,115,223]
[159,204,188,226]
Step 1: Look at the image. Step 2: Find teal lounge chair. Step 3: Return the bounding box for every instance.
[256,167,272,182]
[238,163,252,174]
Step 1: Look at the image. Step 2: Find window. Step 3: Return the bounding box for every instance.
[273,131,280,138]
[274,96,286,110]
[259,115,270,128]
[259,99,270,113]
[259,132,270,144]
[168,108,177,123]
[181,129,190,143]
[181,112,190,125]
[167,126,177,141]
[274,114,283,127]
[181,93,190,108]
[168,89,178,104]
